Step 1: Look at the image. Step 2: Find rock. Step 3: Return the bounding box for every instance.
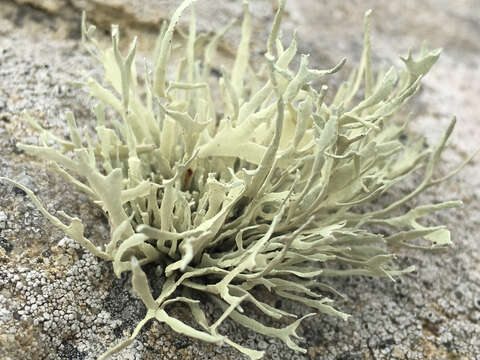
[15,0,67,13]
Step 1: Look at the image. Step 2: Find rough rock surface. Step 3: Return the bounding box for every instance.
[0,0,479,359]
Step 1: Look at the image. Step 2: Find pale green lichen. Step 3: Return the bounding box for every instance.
[2,0,477,359]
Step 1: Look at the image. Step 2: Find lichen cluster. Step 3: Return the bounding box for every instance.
[1,0,471,358]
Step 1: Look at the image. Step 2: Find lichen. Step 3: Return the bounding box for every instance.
[1,0,475,359]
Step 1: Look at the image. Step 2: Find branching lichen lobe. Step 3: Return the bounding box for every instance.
[2,0,474,358]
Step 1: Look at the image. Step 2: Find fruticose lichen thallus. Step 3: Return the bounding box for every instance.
[2,0,476,359]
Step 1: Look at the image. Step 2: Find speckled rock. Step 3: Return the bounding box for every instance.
[1,0,480,359]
